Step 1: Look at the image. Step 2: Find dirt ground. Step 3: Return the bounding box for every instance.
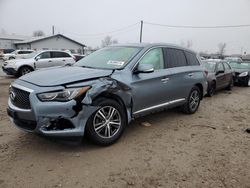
[0,77,249,188]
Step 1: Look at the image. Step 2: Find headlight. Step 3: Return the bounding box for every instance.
[239,72,248,77]
[37,86,90,102]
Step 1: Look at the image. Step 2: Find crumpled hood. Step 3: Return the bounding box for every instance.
[19,66,113,86]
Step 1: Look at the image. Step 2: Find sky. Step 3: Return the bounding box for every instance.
[0,0,250,54]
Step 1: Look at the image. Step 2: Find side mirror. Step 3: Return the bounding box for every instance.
[136,64,154,73]
[35,56,40,61]
[216,70,224,75]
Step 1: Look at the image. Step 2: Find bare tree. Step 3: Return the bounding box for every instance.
[101,36,118,47]
[180,40,193,49]
[218,42,226,58]
[33,30,45,37]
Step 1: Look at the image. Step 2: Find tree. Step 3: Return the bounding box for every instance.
[180,40,193,49]
[218,42,226,58]
[101,36,118,47]
[33,30,45,37]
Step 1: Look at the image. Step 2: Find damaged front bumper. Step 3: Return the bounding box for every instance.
[7,83,99,137]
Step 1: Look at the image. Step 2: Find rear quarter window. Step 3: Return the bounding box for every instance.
[185,51,200,66]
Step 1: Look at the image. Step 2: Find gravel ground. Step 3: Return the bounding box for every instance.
[0,77,249,188]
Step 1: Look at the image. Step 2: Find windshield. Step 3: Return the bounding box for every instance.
[229,62,250,69]
[24,51,40,59]
[202,61,216,72]
[75,46,142,69]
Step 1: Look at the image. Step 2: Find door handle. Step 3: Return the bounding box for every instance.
[188,73,194,77]
[161,78,169,83]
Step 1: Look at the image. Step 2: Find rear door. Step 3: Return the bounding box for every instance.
[51,51,74,66]
[223,62,233,84]
[131,47,174,115]
[163,48,195,100]
[215,62,226,89]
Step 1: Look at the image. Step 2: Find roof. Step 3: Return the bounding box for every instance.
[0,34,30,40]
[111,43,197,53]
[14,34,86,47]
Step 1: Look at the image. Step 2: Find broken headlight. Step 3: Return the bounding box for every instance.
[239,72,248,77]
[37,86,90,102]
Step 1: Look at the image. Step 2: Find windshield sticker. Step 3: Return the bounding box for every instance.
[107,60,125,66]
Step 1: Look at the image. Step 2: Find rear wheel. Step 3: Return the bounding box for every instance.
[207,81,216,97]
[226,79,234,90]
[243,76,250,87]
[18,66,33,77]
[182,86,201,114]
[85,98,126,145]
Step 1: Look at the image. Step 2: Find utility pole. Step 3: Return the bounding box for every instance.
[140,20,143,43]
[52,25,55,35]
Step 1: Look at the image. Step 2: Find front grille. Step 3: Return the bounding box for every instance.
[11,87,31,109]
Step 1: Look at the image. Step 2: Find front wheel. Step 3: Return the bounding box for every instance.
[182,86,201,114]
[85,98,126,145]
[18,66,33,77]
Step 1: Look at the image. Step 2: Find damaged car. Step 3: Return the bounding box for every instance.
[7,43,207,145]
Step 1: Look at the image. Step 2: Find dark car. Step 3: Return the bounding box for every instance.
[202,59,234,96]
[228,61,250,86]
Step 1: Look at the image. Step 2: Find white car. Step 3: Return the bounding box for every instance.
[2,50,34,61]
[2,50,75,77]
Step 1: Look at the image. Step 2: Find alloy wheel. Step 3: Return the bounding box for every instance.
[93,106,121,139]
[21,68,31,76]
[189,90,200,111]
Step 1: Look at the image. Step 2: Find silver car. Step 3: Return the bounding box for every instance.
[2,50,75,77]
[7,43,207,145]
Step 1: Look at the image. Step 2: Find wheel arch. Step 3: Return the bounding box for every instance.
[17,65,34,75]
[194,83,204,99]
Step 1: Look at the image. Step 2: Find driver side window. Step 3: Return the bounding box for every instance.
[139,48,164,70]
[37,52,51,59]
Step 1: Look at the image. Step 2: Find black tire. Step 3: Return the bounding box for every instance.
[226,79,234,90]
[18,66,33,77]
[207,81,216,97]
[243,76,249,87]
[85,98,127,146]
[182,86,201,114]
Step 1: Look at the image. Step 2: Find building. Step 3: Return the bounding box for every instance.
[0,34,29,49]
[14,34,86,54]
[0,34,86,54]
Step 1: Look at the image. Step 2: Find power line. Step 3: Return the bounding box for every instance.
[56,22,140,37]
[144,21,250,28]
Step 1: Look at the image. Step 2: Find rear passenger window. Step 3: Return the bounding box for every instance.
[223,63,231,71]
[217,63,224,72]
[164,48,187,68]
[139,48,164,70]
[52,52,71,58]
[185,51,200,66]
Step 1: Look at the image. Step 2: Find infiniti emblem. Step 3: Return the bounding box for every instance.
[10,91,16,101]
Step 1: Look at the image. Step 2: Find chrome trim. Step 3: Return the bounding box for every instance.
[8,98,31,112]
[133,98,185,115]
[12,83,34,93]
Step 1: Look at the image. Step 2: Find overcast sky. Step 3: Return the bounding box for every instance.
[0,0,250,54]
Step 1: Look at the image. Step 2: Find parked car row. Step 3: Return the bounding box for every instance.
[4,43,250,146]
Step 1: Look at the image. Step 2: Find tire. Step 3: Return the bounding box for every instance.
[243,76,249,87]
[85,98,127,146]
[207,81,216,97]
[182,86,201,114]
[18,66,33,77]
[226,79,234,90]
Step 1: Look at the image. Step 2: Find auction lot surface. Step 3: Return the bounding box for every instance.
[0,63,250,187]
